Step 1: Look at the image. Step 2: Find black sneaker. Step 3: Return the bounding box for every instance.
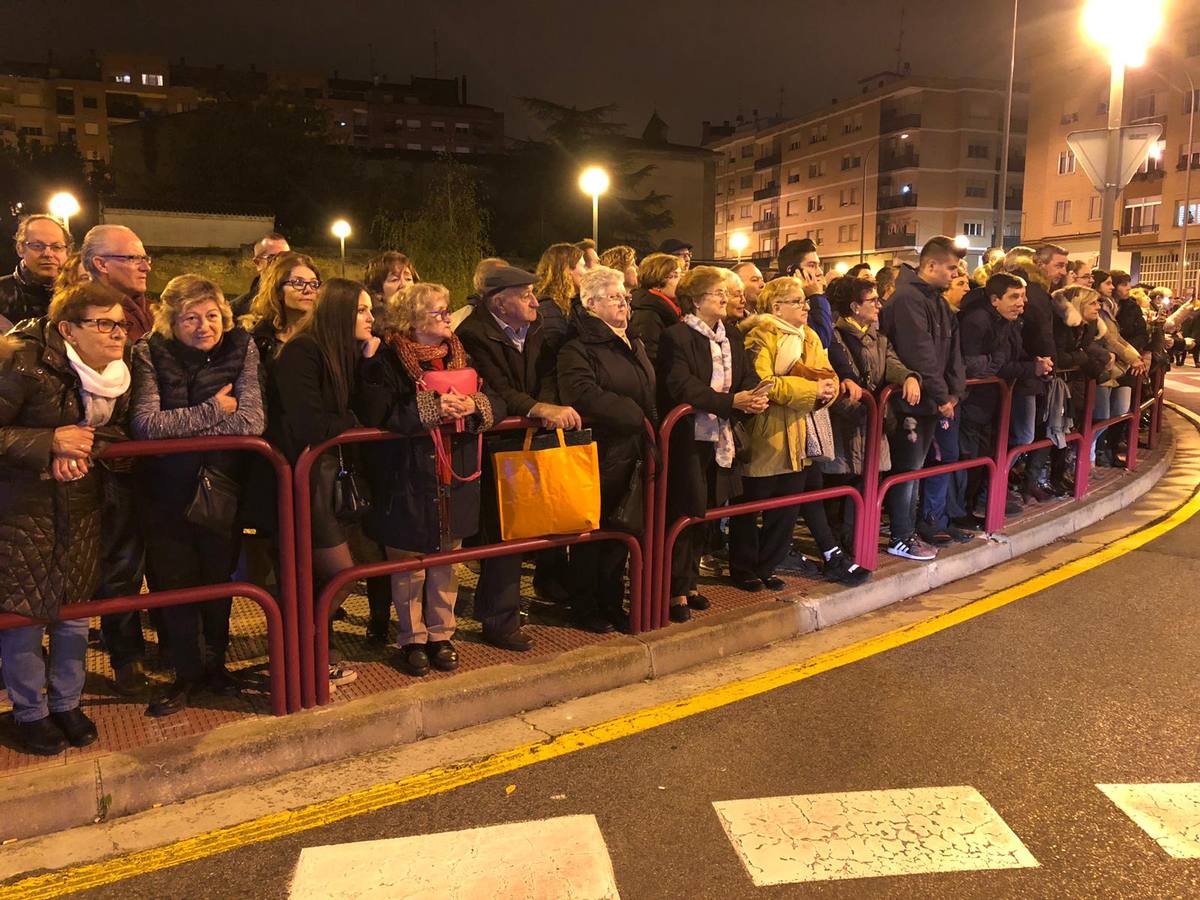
[887,537,938,561]
[916,521,953,546]
[944,523,974,544]
[822,549,871,586]
[668,603,691,623]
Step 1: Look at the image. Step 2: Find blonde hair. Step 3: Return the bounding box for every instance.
[638,253,683,291]
[53,252,90,293]
[759,276,805,311]
[721,268,745,292]
[599,245,637,273]
[244,252,320,331]
[385,282,450,336]
[155,275,232,338]
[534,243,583,315]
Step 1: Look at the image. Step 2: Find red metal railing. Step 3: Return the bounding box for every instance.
[0,435,296,716]
[293,417,656,707]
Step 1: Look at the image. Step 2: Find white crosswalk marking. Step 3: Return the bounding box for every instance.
[1098,783,1200,858]
[713,786,1038,886]
[288,815,620,899]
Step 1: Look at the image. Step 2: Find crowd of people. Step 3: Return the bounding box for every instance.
[0,214,1174,756]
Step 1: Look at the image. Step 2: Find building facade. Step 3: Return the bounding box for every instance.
[1021,7,1200,293]
[706,74,1028,273]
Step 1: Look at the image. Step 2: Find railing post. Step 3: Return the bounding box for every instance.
[1126,374,1143,471]
[1149,367,1164,449]
[293,450,318,709]
[637,418,657,635]
[983,381,1014,533]
[857,386,891,571]
[1072,379,1097,499]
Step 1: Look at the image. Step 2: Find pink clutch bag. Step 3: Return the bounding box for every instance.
[419,368,481,433]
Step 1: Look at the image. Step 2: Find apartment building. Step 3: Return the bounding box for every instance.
[706,74,1027,272]
[1021,6,1200,291]
[0,54,201,163]
[0,53,503,164]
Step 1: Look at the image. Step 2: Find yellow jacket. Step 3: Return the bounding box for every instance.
[738,314,831,478]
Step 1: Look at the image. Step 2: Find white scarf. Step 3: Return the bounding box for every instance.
[65,342,130,426]
[683,314,735,468]
[766,314,807,376]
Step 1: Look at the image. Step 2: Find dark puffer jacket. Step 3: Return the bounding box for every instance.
[557,309,657,517]
[0,263,54,330]
[0,318,130,619]
[958,287,1037,423]
[628,288,681,364]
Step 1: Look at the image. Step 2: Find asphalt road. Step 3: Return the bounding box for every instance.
[72,376,1200,899]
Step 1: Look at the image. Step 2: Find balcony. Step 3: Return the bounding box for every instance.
[754,151,782,171]
[1120,222,1159,236]
[876,230,918,249]
[1129,168,1166,183]
[876,193,918,210]
[753,183,780,201]
[752,219,778,232]
[997,155,1025,172]
[879,150,920,172]
[1178,155,1200,171]
[880,111,921,134]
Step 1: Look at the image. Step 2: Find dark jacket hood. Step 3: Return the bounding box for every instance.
[959,286,993,316]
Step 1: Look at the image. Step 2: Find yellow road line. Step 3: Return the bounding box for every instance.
[4,404,1196,900]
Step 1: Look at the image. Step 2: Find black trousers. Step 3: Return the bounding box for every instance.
[144,519,240,683]
[958,417,993,514]
[729,467,838,582]
[96,472,149,670]
[570,540,628,620]
[669,441,722,598]
[474,553,524,635]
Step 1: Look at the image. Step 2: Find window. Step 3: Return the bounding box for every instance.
[1122,196,1161,233]
[839,188,858,207]
[740,205,751,219]
[786,200,801,216]
[809,123,828,144]
[432,121,446,132]
[431,144,446,152]
[1133,91,1157,120]
[113,73,132,84]
[787,172,800,184]
[455,122,470,132]
[740,175,753,189]
[1186,89,1200,114]
[17,125,44,137]
[761,206,777,222]
[406,142,422,150]
[807,195,824,212]
[1176,201,1200,227]
[963,222,985,237]
[406,119,421,128]
[1053,199,1072,224]
[967,143,990,159]
[842,113,863,134]
[84,122,99,135]
[838,224,860,242]
[141,74,164,87]
[455,146,470,154]
[760,237,776,255]
[741,145,754,158]
[1180,141,1200,169]
[808,160,826,178]
[1089,196,1102,220]
[789,139,801,151]
[17,92,39,107]
[1058,150,1076,175]
[82,96,98,109]
[727,179,735,195]
[840,154,861,171]
[965,179,987,198]
[1137,140,1166,175]
[56,88,75,115]
[803,228,824,245]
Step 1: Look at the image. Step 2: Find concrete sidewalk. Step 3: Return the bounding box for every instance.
[0,418,1182,844]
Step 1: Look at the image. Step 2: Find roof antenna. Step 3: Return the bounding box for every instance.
[433,29,439,78]
[895,6,906,73]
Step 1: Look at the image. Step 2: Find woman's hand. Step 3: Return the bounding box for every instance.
[840,378,864,404]
[51,454,89,482]
[362,336,381,359]
[449,390,477,418]
[52,425,94,459]
[732,390,770,413]
[439,393,466,419]
[214,384,238,415]
[902,376,921,406]
[815,379,838,403]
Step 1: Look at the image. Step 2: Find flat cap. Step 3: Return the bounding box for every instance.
[481,265,537,296]
[658,238,693,254]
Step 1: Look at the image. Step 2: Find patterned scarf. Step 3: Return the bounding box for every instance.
[387,332,469,383]
[683,314,735,468]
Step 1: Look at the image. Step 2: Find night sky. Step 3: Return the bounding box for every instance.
[5,0,1072,143]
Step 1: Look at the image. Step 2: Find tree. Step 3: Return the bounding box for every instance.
[373,157,491,305]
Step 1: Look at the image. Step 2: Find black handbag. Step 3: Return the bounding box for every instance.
[332,446,370,522]
[608,459,645,534]
[185,464,241,533]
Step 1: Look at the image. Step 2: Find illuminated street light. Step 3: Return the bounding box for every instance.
[954,235,971,250]
[833,261,850,276]
[729,231,749,263]
[1082,0,1164,268]
[49,191,80,234]
[578,166,610,245]
[331,219,351,276]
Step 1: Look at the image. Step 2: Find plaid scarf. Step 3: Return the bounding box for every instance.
[387,332,469,383]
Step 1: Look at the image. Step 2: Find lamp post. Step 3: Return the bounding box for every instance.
[994,0,1019,250]
[578,166,610,246]
[48,192,80,234]
[729,231,749,263]
[1083,0,1164,270]
[860,132,910,263]
[330,219,351,277]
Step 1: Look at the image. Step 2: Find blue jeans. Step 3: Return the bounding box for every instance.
[0,620,90,723]
[884,414,939,543]
[1091,385,1131,463]
[919,415,963,528]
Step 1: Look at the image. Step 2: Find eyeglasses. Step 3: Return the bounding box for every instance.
[75,317,131,334]
[428,309,453,321]
[283,278,321,293]
[99,254,152,268]
[21,241,69,254]
[600,293,631,306]
[701,290,729,299]
[778,299,810,309]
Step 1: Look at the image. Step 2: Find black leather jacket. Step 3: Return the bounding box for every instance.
[0,263,55,331]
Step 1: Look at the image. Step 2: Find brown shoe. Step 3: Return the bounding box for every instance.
[113,661,153,698]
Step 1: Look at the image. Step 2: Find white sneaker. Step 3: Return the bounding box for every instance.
[328,663,358,686]
[887,537,938,561]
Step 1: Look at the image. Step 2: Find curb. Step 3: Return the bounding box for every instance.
[0,424,1177,843]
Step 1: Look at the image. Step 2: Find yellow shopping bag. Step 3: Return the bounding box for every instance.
[494,428,601,540]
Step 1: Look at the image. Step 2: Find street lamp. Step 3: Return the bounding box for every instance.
[729,231,749,263]
[954,235,971,251]
[578,166,610,246]
[49,192,80,234]
[833,261,849,276]
[860,132,911,263]
[1082,0,1165,269]
[330,219,351,277]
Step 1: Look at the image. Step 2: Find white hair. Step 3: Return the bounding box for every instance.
[721,269,745,291]
[580,266,625,305]
[80,224,139,277]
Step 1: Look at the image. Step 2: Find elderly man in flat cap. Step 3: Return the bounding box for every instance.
[457,265,583,650]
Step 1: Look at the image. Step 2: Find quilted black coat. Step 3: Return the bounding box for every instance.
[0,318,130,619]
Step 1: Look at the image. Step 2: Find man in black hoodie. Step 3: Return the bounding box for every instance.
[879,236,966,561]
[958,273,1052,519]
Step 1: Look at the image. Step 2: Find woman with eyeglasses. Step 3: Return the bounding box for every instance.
[353,283,500,676]
[0,282,133,755]
[269,278,378,690]
[557,266,658,633]
[657,266,768,623]
[629,253,685,364]
[729,276,870,592]
[129,275,265,717]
